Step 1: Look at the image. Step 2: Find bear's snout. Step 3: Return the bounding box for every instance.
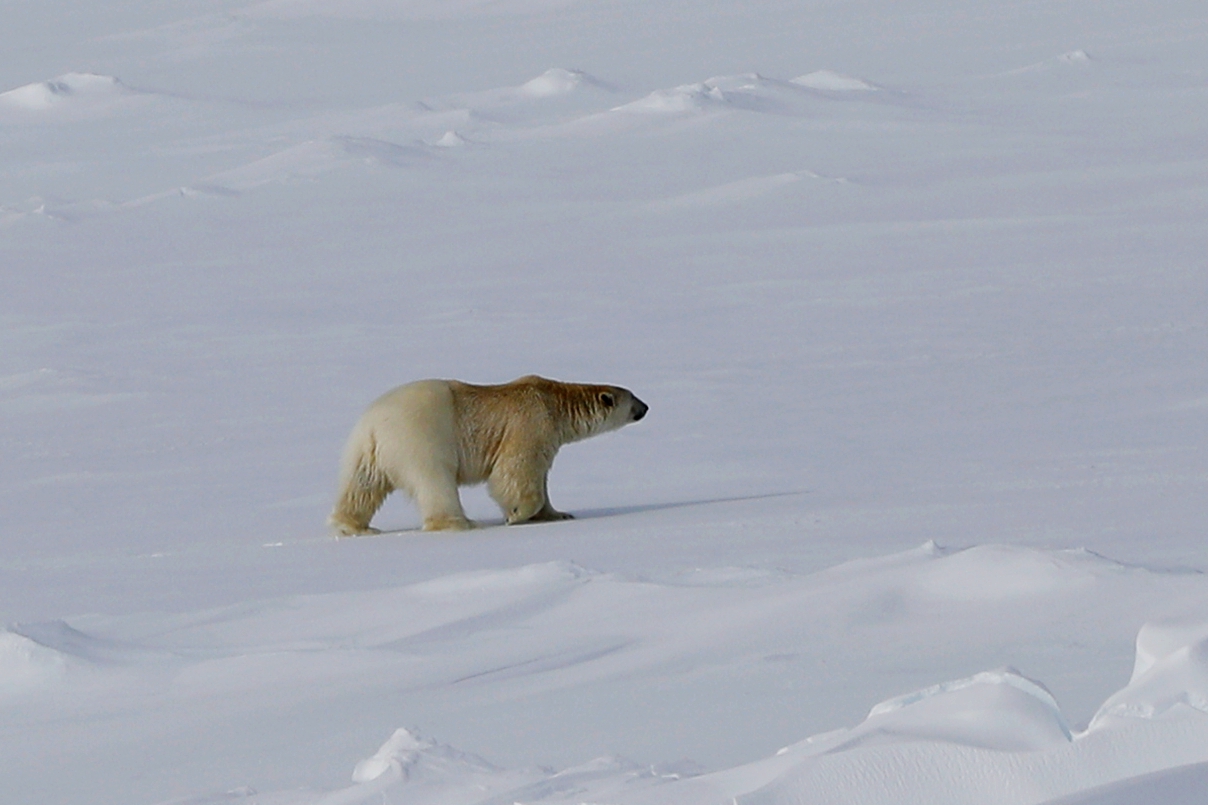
[630,397,648,422]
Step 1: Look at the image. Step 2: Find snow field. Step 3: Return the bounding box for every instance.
[4,1,1208,803]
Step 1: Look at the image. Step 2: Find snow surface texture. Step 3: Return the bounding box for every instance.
[4,0,1208,803]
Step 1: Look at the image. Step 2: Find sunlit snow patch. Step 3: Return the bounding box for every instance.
[999,49,1097,77]
[791,70,880,92]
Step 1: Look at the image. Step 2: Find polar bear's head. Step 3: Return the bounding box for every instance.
[515,376,647,443]
[593,385,648,433]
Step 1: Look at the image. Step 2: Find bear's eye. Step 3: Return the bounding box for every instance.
[600,392,615,408]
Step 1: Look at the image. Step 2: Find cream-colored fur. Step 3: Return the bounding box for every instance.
[329,375,648,535]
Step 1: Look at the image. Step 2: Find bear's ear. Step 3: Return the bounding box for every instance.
[599,392,616,408]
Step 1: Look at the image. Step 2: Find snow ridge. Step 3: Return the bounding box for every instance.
[0,73,127,110]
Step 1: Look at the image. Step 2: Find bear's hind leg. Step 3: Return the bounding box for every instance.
[329,456,392,536]
[411,470,474,531]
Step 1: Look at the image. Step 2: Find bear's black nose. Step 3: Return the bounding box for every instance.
[631,397,648,421]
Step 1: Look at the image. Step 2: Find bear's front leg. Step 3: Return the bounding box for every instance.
[489,456,555,525]
[528,476,573,522]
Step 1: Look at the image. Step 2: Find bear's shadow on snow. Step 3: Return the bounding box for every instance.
[358,491,808,535]
[570,490,809,521]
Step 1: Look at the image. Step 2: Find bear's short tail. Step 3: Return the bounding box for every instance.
[329,433,392,536]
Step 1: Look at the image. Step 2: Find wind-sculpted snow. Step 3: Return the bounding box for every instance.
[158,617,1208,804]
[612,72,886,117]
[852,667,1073,750]
[1038,761,1208,805]
[0,65,889,219]
[7,548,1208,803]
[1088,622,1208,728]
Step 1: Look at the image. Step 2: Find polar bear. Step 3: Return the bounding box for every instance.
[329,375,648,535]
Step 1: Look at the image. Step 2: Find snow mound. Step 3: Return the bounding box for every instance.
[771,667,1072,758]
[1088,621,1208,729]
[612,71,882,118]
[702,72,772,93]
[425,68,613,118]
[1132,621,1208,680]
[699,73,822,113]
[520,68,594,98]
[791,70,879,92]
[1058,49,1093,65]
[9,620,172,665]
[0,621,171,697]
[346,728,545,804]
[432,130,469,147]
[612,82,723,114]
[847,667,1073,751]
[0,73,127,110]
[338,730,696,804]
[911,544,1100,600]
[612,74,801,115]
[169,135,432,197]
[661,630,1208,805]
[351,727,501,783]
[0,630,69,694]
